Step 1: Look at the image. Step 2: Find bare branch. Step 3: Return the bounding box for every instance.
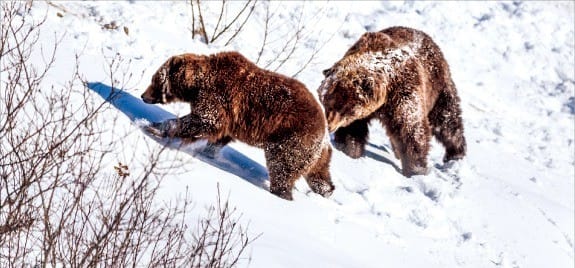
[194,0,209,44]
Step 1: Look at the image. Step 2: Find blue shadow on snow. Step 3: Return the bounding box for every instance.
[86,82,269,190]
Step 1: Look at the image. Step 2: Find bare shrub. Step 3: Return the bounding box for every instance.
[189,0,257,45]
[254,1,336,78]
[151,186,257,267]
[0,1,256,267]
[187,0,337,79]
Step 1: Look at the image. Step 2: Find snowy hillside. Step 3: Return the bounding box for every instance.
[5,1,574,267]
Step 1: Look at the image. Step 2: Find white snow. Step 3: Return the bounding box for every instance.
[17,1,575,267]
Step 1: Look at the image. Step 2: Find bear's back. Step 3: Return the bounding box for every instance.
[210,52,326,145]
[381,27,452,85]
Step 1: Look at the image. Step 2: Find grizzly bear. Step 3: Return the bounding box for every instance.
[318,26,466,177]
[141,51,334,200]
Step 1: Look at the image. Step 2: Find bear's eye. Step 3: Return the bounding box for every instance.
[361,77,375,97]
[357,93,367,103]
[159,66,168,84]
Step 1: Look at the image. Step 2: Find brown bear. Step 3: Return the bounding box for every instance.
[141,51,334,200]
[318,26,466,177]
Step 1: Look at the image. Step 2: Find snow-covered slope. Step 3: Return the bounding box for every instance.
[24,1,575,267]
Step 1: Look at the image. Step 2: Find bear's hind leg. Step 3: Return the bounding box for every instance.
[265,143,307,200]
[266,164,298,201]
[428,85,467,163]
[303,144,335,198]
[333,117,370,158]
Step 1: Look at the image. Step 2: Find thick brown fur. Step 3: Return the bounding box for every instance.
[318,26,466,177]
[142,51,334,200]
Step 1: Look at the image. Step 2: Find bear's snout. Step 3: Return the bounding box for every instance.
[326,111,344,132]
[141,88,159,104]
[141,93,156,104]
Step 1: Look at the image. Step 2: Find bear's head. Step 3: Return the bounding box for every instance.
[142,54,205,104]
[318,62,386,133]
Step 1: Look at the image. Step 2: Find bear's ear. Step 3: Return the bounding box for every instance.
[168,55,184,74]
[322,68,333,77]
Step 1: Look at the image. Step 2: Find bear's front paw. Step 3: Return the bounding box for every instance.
[443,151,465,163]
[334,139,365,159]
[402,165,429,177]
[270,188,293,201]
[143,121,174,138]
[308,180,335,198]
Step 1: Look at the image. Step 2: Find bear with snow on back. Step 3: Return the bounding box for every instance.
[141,51,334,200]
[318,26,466,177]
